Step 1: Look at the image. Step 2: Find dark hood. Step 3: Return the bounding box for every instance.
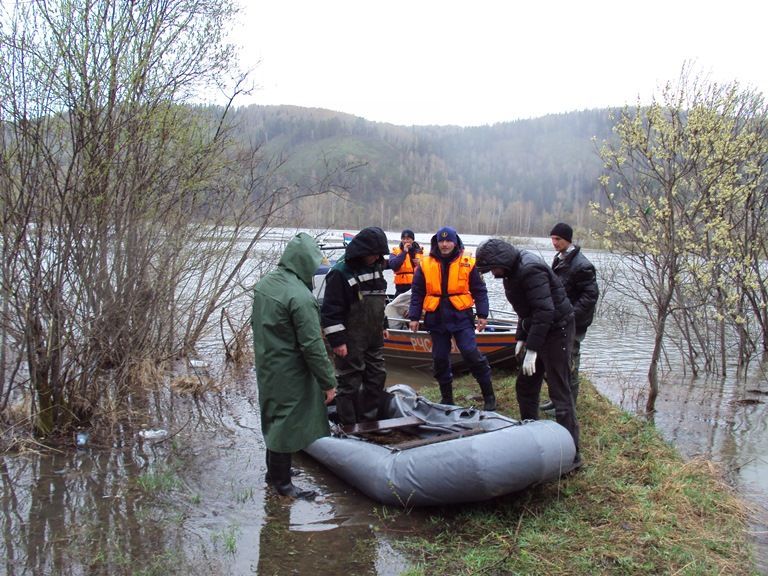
[475,238,521,274]
[344,227,390,261]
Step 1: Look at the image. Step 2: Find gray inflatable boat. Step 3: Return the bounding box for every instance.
[304,384,577,507]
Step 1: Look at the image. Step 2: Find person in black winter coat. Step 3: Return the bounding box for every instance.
[547,222,599,406]
[476,238,581,467]
[321,227,390,425]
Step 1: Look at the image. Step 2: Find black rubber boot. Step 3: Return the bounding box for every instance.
[335,394,358,425]
[359,389,381,423]
[266,449,298,483]
[268,451,316,500]
[438,381,454,405]
[479,381,496,411]
[265,450,274,484]
[540,400,555,412]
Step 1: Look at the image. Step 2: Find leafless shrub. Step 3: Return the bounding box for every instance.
[0,0,358,440]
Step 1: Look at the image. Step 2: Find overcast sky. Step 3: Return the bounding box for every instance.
[227,0,767,127]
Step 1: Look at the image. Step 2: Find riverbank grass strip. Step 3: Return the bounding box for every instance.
[396,375,756,576]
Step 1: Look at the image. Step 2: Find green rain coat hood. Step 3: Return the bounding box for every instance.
[279,231,323,289]
[251,233,336,453]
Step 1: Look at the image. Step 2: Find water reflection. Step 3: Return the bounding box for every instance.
[1,447,206,575]
[258,494,379,575]
[2,233,767,574]
[0,382,415,576]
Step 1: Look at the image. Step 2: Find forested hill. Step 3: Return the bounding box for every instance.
[227,104,618,236]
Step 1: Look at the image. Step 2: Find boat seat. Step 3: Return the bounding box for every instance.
[341,415,424,435]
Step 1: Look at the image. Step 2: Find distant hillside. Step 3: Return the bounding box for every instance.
[227,104,618,236]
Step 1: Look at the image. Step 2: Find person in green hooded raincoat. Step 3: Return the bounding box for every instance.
[251,232,337,499]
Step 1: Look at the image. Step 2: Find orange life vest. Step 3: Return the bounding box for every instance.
[420,252,475,312]
[391,247,421,286]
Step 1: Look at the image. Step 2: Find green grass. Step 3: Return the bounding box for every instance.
[131,552,180,576]
[212,525,239,555]
[393,372,757,575]
[233,485,255,504]
[136,466,182,492]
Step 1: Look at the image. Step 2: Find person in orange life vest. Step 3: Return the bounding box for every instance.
[407,226,496,410]
[388,229,423,295]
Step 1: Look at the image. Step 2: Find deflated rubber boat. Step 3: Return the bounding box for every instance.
[304,384,577,507]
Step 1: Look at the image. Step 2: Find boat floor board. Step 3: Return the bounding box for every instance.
[341,415,424,435]
[389,426,485,450]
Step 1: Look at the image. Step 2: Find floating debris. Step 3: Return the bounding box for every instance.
[731,398,763,406]
[138,429,168,440]
[171,375,215,396]
[75,431,89,448]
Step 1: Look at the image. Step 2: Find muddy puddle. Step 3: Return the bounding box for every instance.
[0,368,436,576]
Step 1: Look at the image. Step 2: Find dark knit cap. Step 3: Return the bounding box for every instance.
[435,226,458,243]
[401,229,415,240]
[549,222,573,243]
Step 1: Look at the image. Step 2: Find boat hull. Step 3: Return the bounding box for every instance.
[314,264,518,371]
[382,326,518,371]
[305,385,576,507]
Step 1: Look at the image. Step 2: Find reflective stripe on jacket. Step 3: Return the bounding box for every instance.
[420,253,475,312]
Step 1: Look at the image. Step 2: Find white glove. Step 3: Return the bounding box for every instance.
[521,350,538,376]
[515,341,525,356]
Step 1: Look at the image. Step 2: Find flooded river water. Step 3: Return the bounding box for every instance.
[1,233,767,575]
[573,252,768,574]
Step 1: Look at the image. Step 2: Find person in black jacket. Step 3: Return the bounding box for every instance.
[321,227,390,425]
[476,238,581,468]
[543,222,599,409]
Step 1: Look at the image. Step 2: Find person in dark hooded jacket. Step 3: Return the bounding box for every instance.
[476,238,581,468]
[252,233,337,499]
[321,227,390,425]
[407,226,496,410]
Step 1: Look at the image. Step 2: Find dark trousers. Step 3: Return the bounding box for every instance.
[430,323,492,389]
[571,329,586,383]
[516,317,580,451]
[334,297,387,424]
[335,346,386,423]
